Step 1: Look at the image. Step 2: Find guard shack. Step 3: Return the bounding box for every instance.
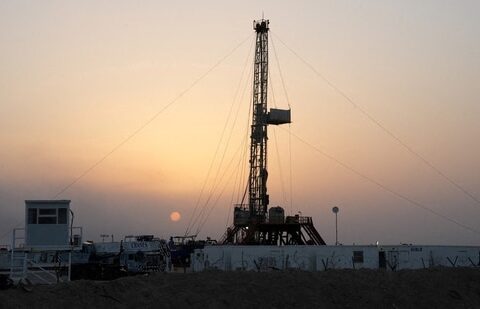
[9,200,82,284]
[25,200,71,248]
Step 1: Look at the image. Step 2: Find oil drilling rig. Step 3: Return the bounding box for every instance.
[222,19,326,245]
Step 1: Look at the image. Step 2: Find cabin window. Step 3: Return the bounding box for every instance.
[38,208,57,224]
[39,209,56,216]
[353,251,364,263]
[28,208,37,224]
[28,208,69,225]
[58,208,68,224]
[38,216,56,224]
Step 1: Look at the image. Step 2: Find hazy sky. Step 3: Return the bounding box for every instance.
[1,1,479,245]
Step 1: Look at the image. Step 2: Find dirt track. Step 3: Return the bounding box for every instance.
[1,268,480,308]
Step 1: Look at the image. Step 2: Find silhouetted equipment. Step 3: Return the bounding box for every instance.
[221,19,326,245]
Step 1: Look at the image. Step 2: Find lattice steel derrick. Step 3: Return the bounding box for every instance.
[248,20,269,220]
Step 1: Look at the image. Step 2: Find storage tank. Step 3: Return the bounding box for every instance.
[72,234,82,247]
[269,206,285,224]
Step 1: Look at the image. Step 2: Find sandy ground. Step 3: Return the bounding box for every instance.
[1,268,480,308]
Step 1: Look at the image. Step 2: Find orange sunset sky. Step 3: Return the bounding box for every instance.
[1,1,479,245]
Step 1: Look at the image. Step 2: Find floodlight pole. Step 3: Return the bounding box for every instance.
[335,212,338,245]
[332,206,339,245]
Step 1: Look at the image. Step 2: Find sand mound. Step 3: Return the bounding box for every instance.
[1,268,480,308]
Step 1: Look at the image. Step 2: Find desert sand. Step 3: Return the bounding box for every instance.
[1,268,480,308]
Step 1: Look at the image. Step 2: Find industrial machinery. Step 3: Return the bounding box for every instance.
[221,20,326,245]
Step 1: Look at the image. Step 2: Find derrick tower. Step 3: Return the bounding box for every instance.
[249,19,270,221]
[221,19,326,245]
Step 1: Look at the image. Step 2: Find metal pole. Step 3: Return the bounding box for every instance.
[10,229,15,278]
[68,251,72,282]
[332,206,339,245]
[335,213,338,246]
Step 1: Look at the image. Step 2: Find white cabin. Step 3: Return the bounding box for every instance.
[25,200,73,249]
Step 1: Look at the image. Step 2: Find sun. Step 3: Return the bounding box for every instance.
[170,211,181,222]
